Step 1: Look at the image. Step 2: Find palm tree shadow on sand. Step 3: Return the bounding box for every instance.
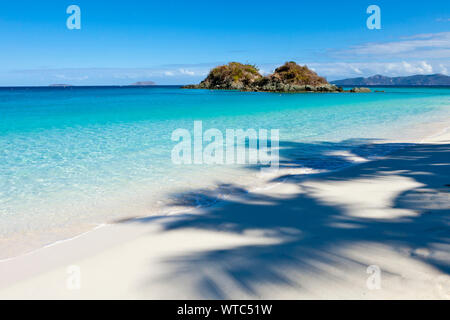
[123,139,450,298]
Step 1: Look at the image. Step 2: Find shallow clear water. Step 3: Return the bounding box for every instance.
[0,86,449,253]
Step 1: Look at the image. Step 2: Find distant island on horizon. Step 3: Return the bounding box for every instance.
[332,74,450,86]
[129,81,156,86]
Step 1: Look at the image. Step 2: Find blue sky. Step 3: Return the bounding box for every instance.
[0,0,449,85]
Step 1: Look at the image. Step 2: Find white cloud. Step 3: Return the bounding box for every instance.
[308,61,445,80]
[179,69,195,76]
[165,68,209,77]
[349,65,363,74]
[337,32,450,59]
[8,66,209,85]
[311,32,450,79]
[395,61,433,74]
[259,69,272,76]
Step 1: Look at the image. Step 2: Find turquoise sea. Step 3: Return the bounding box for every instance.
[0,86,449,256]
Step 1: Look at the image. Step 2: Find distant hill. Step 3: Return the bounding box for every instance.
[331,74,450,86]
[130,81,156,86]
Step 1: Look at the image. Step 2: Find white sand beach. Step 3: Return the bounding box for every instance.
[0,123,449,300]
